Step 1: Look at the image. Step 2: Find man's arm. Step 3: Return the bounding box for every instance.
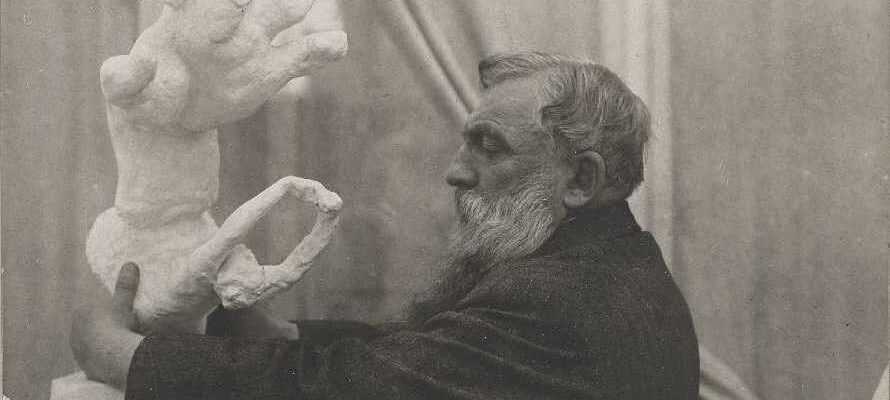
[74,265,597,399]
[205,306,302,340]
[122,308,602,400]
[77,260,692,399]
[71,261,393,392]
[205,306,389,343]
[118,264,648,400]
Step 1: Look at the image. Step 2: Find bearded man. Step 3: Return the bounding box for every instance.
[72,52,700,399]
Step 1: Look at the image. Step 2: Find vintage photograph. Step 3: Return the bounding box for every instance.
[1,0,887,399]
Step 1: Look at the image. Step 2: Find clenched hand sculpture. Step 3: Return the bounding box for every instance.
[87,0,347,335]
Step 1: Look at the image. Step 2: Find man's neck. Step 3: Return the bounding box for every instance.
[535,200,641,256]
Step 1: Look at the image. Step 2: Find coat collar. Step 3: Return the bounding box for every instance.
[535,200,642,256]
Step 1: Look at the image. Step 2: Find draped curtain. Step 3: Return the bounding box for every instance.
[2,1,886,399]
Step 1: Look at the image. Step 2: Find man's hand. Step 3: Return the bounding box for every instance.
[71,263,145,389]
[208,305,301,340]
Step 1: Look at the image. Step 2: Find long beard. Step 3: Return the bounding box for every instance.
[451,168,557,266]
[408,168,558,324]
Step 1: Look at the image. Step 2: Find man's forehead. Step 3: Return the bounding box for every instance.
[468,76,547,128]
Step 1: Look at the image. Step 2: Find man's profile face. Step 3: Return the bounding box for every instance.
[410,74,574,321]
[447,76,566,198]
[444,75,571,265]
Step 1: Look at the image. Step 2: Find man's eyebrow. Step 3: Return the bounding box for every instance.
[463,120,508,143]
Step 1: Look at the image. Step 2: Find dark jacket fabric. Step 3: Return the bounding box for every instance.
[124,201,699,399]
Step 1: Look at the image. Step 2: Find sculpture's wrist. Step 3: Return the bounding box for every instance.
[107,104,201,138]
[105,114,220,227]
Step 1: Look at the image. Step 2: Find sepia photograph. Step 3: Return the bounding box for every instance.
[1,0,887,399]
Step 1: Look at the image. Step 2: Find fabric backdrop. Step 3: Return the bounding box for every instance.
[2,1,887,400]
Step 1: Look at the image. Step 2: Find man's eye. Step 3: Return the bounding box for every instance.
[478,135,503,154]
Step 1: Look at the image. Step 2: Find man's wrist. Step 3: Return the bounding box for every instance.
[207,306,300,339]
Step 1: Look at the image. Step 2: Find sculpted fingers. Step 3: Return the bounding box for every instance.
[265,30,347,80]
[316,189,343,214]
[245,0,315,39]
[269,0,344,46]
[100,55,156,107]
[278,176,342,213]
[265,264,311,290]
[213,177,342,309]
[191,177,294,278]
[278,207,340,277]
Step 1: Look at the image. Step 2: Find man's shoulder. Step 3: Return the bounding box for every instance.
[485,231,665,287]
[472,231,690,323]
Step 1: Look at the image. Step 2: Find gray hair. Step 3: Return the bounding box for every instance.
[478,52,651,199]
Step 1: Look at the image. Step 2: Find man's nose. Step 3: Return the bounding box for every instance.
[445,146,478,189]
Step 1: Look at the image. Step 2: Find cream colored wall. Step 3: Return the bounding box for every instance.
[669,1,888,399]
[2,2,139,398]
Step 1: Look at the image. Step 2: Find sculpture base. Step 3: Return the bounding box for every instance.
[50,371,122,400]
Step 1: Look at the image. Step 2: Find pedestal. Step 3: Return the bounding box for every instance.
[50,371,122,400]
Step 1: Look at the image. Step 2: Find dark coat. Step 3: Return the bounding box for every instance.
[125,201,699,399]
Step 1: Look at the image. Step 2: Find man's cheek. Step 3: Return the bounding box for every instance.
[474,157,522,192]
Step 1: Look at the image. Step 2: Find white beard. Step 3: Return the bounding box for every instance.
[408,165,560,323]
[450,168,558,267]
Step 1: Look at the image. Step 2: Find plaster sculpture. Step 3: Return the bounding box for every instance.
[53,1,346,397]
[90,0,346,334]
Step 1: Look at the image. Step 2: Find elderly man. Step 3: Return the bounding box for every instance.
[72,52,700,399]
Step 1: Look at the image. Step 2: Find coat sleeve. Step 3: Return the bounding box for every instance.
[123,306,601,400]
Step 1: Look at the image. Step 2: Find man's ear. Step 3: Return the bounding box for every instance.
[563,150,606,209]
